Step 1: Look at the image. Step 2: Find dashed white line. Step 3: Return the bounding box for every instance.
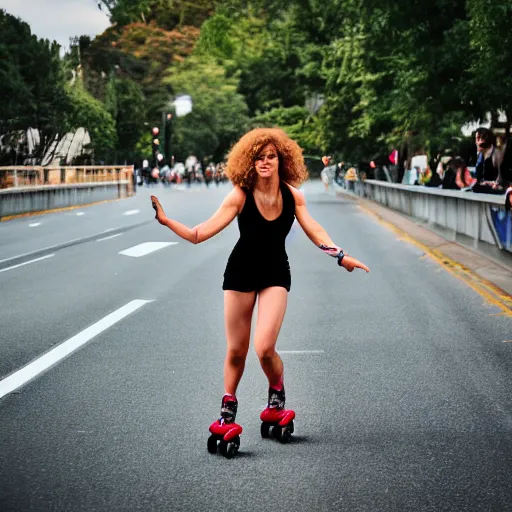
[0,254,54,273]
[96,233,123,242]
[119,242,178,258]
[76,212,85,216]
[123,209,140,216]
[0,299,153,399]
[28,222,41,227]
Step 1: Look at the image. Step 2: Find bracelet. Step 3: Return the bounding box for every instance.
[319,244,346,265]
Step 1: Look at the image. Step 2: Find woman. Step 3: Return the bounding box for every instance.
[151,128,369,455]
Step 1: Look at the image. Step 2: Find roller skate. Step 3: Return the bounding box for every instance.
[260,386,295,443]
[207,394,243,459]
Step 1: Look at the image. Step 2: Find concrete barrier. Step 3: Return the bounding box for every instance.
[353,180,511,254]
[0,166,134,219]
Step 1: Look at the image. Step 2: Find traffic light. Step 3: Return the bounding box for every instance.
[152,127,160,167]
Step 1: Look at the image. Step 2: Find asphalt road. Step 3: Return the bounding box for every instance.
[1,181,511,512]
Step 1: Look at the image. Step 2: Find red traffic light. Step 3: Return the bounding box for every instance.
[166,114,172,120]
[152,127,159,135]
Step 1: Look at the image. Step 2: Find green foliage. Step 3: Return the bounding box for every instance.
[198,11,306,115]
[467,0,512,120]
[164,56,249,161]
[100,0,215,29]
[7,0,512,168]
[67,82,117,160]
[0,10,70,163]
[105,76,147,162]
[251,106,321,154]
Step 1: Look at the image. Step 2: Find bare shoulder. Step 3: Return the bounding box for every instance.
[223,185,247,212]
[283,182,306,206]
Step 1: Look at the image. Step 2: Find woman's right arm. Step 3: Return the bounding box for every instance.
[151,186,245,244]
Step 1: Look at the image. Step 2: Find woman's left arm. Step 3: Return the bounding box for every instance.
[287,184,370,273]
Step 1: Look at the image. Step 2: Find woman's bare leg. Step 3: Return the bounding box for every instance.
[253,287,288,387]
[223,290,256,395]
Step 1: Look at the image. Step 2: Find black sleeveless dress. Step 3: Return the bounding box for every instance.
[222,181,296,292]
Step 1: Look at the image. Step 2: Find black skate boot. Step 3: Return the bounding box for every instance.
[220,394,238,424]
[268,386,286,410]
[208,395,242,458]
[260,386,295,443]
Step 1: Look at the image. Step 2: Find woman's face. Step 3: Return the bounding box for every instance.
[254,143,279,180]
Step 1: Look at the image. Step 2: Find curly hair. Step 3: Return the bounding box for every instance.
[225,128,309,189]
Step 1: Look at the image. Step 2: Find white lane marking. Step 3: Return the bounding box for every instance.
[278,350,325,354]
[119,242,178,257]
[0,228,124,265]
[29,222,41,227]
[123,209,140,216]
[96,233,123,242]
[0,300,153,400]
[76,212,85,216]
[0,254,54,273]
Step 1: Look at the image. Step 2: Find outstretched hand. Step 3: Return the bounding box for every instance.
[340,255,370,273]
[150,195,167,225]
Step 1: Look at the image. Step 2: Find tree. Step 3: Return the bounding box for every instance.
[0,10,71,164]
[98,0,216,29]
[164,56,249,161]
[198,10,306,115]
[105,76,147,162]
[467,0,512,129]
[67,82,117,162]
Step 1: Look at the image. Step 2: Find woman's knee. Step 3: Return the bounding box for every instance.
[226,347,248,367]
[255,343,276,363]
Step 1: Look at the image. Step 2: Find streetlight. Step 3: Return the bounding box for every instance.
[161,95,193,165]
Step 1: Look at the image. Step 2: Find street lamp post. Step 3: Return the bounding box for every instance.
[161,112,173,165]
[151,126,160,168]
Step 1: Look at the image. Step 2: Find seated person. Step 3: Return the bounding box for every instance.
[418,166,432,185]
[454,157,475,189]
[442,161,459,190]
[472,127,505,194]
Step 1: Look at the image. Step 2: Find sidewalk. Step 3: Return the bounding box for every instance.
[335,186,512,312]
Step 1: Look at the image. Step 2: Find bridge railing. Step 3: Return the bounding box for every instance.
[0,165,135,219]
[352,179,512,254]
[0,165,134,189]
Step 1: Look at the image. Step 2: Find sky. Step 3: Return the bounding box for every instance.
[0,0,111,51]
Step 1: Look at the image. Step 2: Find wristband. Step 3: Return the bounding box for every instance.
[319,244,345,265]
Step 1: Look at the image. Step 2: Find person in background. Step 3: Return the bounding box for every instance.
[473,127,503,194]
[335,161,345,185]
[454,157,475,189]
[321,155,334,191]
[497,135,512,189]
[418,165,432,185]
[442,159,459,190]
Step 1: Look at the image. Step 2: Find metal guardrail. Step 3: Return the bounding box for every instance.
[0,165,134,190]
[353,179,511,253]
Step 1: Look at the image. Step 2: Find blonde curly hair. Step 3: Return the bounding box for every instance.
[225,128,309,189]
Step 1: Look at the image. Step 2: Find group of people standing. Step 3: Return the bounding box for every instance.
[416,127,512,194]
